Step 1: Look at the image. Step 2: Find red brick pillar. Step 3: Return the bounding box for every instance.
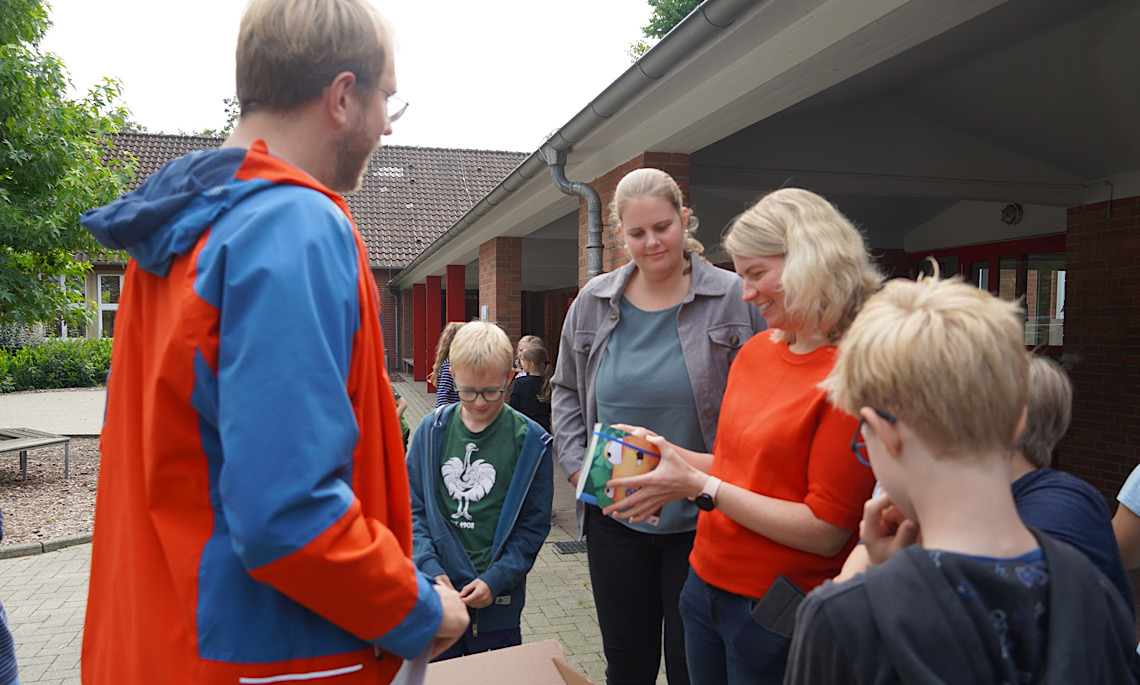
[425,275,442,392]
[446,264,466,323]
[412,283,426,382]
[578,152,692,285]
[478,237,522,341]
[1059,195,1140,500]
[399,287,414,374]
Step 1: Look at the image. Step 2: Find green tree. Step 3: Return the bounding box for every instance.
[195,94,239,138]
[628,0,702,60]
[0,0,134,328]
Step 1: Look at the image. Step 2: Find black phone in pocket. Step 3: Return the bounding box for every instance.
[750,574,805,635]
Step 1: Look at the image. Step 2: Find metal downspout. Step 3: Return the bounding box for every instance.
[542,147,603,278]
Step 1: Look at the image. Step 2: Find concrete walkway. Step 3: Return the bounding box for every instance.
[0,381,643,684]
[0,388,105,438]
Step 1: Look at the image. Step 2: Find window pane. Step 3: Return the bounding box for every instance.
[99,275,121,304]
[998,257,1019,303]
[101,311,116,338]
[970,261,989,291]
[1026,253,1065,348]
[916,255,958,279]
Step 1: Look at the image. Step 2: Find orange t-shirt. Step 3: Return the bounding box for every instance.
[691,332,876,599]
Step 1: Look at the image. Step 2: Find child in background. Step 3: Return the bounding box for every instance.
[513,335,542,378]
[0,507,17,685]
[394,390,410,449]
[431,322,465,408]
[1114,466,1140,571]
[786,276,1137,684]
[407,321,553,660]
[509,345,552,432]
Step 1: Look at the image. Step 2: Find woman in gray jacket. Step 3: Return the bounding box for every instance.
[551,168,767,685]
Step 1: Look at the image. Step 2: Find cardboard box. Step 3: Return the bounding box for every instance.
[424,640,597,685]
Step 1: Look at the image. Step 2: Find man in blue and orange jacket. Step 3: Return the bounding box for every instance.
[78,1,469,683]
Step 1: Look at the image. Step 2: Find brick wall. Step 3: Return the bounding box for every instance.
[398,287,414,371]
[1059,195,1140,499]
[372,267,402,370]
[479,237,523,340]
[577,152,692,285]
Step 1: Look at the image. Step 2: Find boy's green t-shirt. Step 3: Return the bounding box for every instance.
[394,390,410,436]
[436,404,529,574]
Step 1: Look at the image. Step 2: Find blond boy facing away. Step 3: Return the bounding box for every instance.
[784,277,1137,685]
[406,321,553,660]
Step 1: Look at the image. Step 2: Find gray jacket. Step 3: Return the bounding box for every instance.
[551,256,768,533]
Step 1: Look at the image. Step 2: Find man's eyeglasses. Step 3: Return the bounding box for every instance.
[379,87,408,122]
[850,409,898,467]
[456,387,509,403]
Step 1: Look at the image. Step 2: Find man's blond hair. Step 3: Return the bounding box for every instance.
[449,321,514,377]
[827,276,1028,459]
[236,0,393,114]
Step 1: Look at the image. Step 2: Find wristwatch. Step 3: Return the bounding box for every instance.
[694,476,722,512]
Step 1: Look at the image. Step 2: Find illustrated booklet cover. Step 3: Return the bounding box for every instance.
[575,423,662,523]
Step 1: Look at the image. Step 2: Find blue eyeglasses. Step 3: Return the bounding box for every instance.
[850,409,898,467]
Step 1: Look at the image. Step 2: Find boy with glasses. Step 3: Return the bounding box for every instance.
[785,276,1137,684]
[407,321,554,659]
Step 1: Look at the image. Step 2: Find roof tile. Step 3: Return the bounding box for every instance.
[109,132,526,268]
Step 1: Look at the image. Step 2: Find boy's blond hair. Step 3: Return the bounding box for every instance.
[449,321,514,377]
[723,188,882,344]
[236,0,394,115]
[827,276,1028,459]
[1014,356,1073,469]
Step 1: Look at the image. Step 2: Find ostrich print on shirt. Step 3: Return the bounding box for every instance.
[442,443,497,522]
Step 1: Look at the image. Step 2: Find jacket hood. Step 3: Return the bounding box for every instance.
[81,147,256,276]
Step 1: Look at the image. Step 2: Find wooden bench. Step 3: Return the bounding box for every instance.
[0,428,70,481]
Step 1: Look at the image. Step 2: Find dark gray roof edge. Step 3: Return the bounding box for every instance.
[389,0,758,289]
[111,131,527,157]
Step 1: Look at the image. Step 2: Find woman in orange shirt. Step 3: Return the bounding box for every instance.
[606,188,882,685]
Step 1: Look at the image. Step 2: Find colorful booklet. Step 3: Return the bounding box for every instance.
[575,423,662,524]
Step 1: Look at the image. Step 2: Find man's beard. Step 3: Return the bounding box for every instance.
[330,119,376,194]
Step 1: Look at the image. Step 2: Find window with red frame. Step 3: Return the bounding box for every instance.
[910,234,1065,354]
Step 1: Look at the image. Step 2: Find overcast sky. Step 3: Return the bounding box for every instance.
[41,0,653,152]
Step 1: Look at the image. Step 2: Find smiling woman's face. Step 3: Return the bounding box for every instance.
[732,253,790,330]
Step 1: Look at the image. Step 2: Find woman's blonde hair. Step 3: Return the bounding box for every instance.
[827,275,1028,459]
[612,168,704,273]
[1014,356,1073,469]
[724,188,882,343]
[236,0,394,114]
[428,321,465,386]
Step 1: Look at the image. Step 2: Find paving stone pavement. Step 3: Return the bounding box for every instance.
[0,544,88,684]
[0,381,668,683]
